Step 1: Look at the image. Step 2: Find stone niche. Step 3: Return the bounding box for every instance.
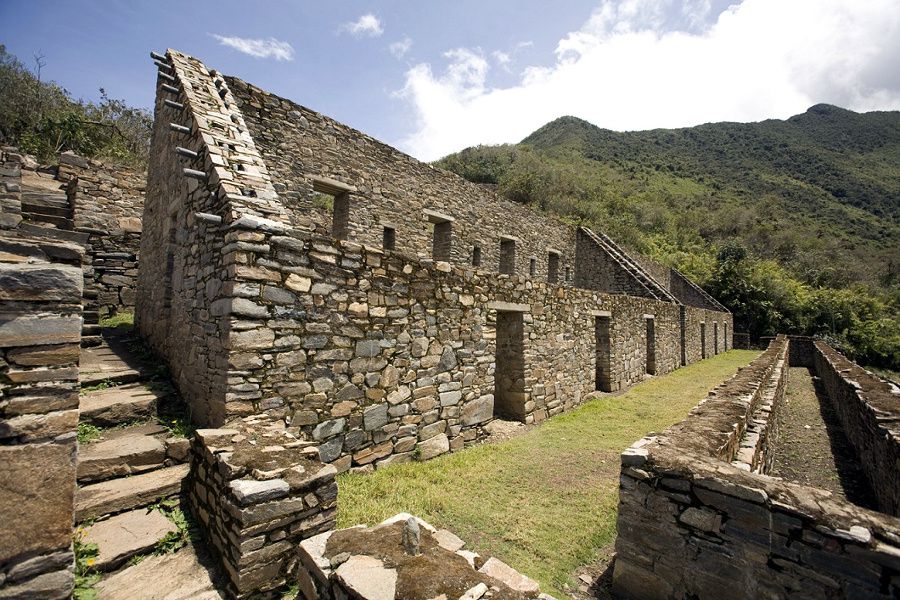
[297,513,554,600]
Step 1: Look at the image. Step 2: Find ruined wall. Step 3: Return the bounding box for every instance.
[217,224,682,471]
[189,425,337,598]
[58,153,145,317]
[613,337,900,599]
[814,341,900,515]
[0,233,83,600]
[226,76,578,282]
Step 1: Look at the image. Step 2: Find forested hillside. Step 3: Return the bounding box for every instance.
[436,107,900,370]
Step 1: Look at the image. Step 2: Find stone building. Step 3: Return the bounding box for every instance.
[134,49,731,472]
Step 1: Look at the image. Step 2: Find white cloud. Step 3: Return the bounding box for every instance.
[341,14,384,38]
[212,34,294,61]
[390,37,413,59]
[492,41,534,72]
[397,0,900,161]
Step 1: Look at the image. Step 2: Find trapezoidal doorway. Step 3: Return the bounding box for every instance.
[595,315,612,392]
[494,311,527,420]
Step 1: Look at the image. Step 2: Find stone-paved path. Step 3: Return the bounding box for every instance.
[770,367,877,509]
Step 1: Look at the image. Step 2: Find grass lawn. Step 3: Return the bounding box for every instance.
[337,349,760,598]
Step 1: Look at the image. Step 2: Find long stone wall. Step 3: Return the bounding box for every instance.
[682,305,732,366]
[613,336,900,599]
[215,223,681,470]
[813,340,900,515]
[58,153,145,318]
[137,49,729,471]
[0,232,84,600]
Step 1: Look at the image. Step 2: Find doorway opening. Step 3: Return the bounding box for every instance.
[646,317,656,375]
[595,315,612,392]
[494,311,527,419]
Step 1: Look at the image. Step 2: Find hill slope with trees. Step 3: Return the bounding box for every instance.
[435,107,900,370]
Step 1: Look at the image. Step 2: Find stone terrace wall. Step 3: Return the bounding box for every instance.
[217,224,681,471]
[189,423,337,598]
[613,337,900,599]
[814,341,900,516]
[58,152,145,317]
[0,233,84,600]
[226,76,578,283]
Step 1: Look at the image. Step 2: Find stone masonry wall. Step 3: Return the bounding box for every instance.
[218,224,682,471]
[613,337,900,599]
[136,50,257,426]
[0,147,24,229]
[57,152,145,318]
[189,423,337,599]
[226,76,578,282]
[0,233,84,600]
[574,228,660,299]
[813,340,900,516]
[682,306,733,366]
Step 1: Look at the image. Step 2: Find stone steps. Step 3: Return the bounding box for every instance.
[77,424,169,484]
[80,507,179,572]
[21,211,72,229]
[79,383,169,426]
[95,543,224,599]
[18,222,88,244]
[75,463,190,521]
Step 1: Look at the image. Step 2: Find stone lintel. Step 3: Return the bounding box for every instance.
[311,175,356,196]
[499,234,520,242]
[547,247,562,255]
[488,301,530,313]
[423,208,455,223]
[644,314,655,320]
[591,310,612,318]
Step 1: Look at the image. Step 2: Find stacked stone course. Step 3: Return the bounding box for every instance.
[58,152,145,318]
[813,340,900,515]
[0,222,84,598]
[189,422,337,598]
[613,336,900,599]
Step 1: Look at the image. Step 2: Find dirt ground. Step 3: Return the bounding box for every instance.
[770,367,877,509]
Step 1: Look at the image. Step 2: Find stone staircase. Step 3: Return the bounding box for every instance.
[75,325,224,597]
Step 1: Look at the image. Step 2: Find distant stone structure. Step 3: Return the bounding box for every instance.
[613,335,900,599]
[134,49,732,475]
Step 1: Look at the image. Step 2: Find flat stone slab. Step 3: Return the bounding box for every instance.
[479,557,541,597]
[335,555,398,600]
[77,431,166,483]
[76,463,189,521]
[95,543,224,600]
[79,383,166,427]
[83,508,178,571]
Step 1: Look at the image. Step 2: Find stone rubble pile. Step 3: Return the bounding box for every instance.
[297,513,556,600]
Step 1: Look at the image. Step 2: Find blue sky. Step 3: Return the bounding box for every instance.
[2,0,899,160]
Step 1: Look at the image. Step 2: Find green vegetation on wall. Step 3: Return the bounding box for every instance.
[436,108,900,370]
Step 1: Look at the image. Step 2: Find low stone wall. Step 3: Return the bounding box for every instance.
[298,514,547,600]
[788,334,815,367]
[613,336,900,599]
[813,341,900,516]
[58,152,145,318]
[188,422,338,599]
[0,233,84,599]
